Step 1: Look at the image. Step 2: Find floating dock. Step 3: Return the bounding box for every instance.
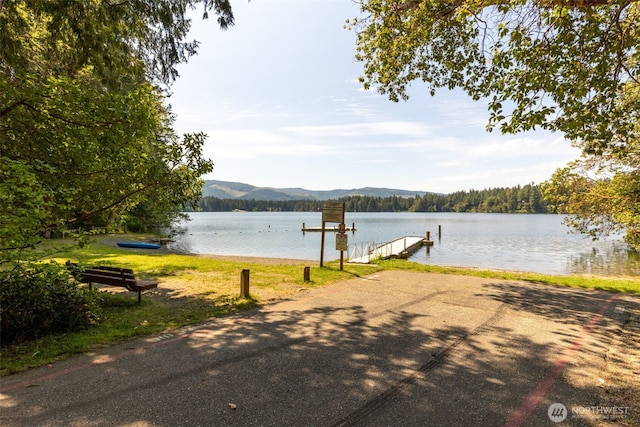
[348,236,427,263]
[301,223,356,232]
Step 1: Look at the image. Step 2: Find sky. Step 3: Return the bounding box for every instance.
[168,0,581,194]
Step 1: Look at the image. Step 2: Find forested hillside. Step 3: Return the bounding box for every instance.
[196,183,550,213]
[202,180,426,200]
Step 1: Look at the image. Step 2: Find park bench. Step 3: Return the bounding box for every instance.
[72,265,158,303]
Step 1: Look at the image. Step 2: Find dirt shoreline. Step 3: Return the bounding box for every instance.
[99,235,317,265]
[193,253,317,265]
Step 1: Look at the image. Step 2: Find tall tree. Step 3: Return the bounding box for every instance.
[350,0,639,248]
[0,1,232,255]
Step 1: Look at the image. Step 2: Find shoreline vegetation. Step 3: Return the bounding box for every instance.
[195,183,552,214]
[2,234,639,376]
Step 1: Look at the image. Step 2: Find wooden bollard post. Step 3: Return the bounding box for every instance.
[438,225,442,237]
[425,231,434,246]
[304,266,310,282]
[240,269,250,298]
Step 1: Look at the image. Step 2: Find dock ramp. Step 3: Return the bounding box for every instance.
[348,236,426,263]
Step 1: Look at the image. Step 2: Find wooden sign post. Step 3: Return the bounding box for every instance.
[320,202,345,268]
[335,222,347,270]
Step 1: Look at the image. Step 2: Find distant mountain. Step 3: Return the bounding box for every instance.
[202,180,428,201]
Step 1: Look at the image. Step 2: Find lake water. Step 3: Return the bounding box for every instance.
[169,212,639,277]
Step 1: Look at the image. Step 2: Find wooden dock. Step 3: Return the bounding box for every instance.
[301,223,356,232]
[348,236,427,263]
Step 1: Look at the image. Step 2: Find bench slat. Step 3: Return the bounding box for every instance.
[88,266,134,274]
[82,269,135,280]
[78,273,133,288]
[132,280,159,291]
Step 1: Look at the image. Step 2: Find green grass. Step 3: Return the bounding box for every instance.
[2,236,638,376]
[1,237,379,375]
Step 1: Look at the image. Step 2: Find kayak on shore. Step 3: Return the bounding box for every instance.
[117,241,161,250]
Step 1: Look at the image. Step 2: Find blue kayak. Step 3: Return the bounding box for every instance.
[117,241,161,250]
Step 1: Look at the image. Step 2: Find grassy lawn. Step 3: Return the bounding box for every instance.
[2,236,638,376]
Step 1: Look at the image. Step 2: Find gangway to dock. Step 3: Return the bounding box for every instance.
[348,236,426,263]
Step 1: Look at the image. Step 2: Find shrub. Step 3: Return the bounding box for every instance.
[0,262,102,346]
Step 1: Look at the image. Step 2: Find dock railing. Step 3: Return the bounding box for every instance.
[348,241,393,263]
[348,236,426,263]
[348,241,371,262]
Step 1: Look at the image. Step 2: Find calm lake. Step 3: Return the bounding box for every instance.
[169,212,639,277]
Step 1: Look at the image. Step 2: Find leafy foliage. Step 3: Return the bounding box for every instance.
[0,157,50,256]
[543,166,640,249]
[542,88,640,249]
[0,262,103,346]
[1,1,223,259]
[351,0,639,149]
[0,1,234,347]
[350,0,639,248]
[0,0,235,87]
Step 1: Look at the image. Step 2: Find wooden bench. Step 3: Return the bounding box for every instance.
[73,266,158,303]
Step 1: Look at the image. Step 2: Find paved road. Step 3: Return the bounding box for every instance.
[1,271,636,426]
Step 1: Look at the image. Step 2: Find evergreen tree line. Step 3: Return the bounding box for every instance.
[195,183,552,213]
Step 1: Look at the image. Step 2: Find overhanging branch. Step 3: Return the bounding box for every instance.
[392,0,636,11]
[0,99,126,128]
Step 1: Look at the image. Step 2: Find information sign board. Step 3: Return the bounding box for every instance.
[322,202,345,223]
[335,233,348,251]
